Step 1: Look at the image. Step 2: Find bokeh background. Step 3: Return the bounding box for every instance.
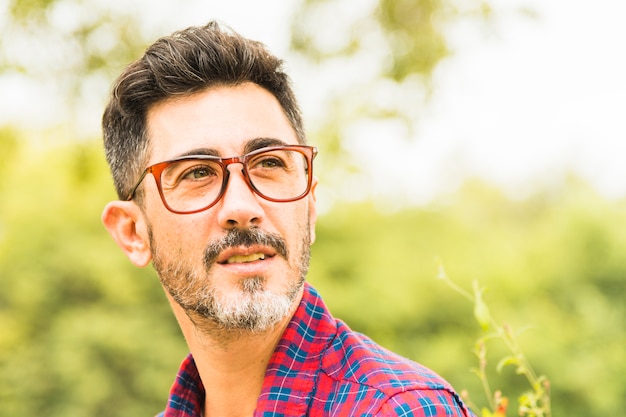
[1,0,624,416]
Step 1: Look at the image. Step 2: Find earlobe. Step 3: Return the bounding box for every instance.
[102,201,152,267]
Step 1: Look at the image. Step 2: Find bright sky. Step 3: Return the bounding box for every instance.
[327,0,626,203]
[405,0,626,202]
[2,0,625,203]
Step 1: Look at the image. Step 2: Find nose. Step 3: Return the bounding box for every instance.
[215,164,264,229]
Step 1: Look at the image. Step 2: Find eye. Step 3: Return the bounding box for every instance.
[258,156,285,168]
[182,164,217,180]
[249,152,290,171]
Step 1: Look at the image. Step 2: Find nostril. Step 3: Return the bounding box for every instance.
[225,216,259,227]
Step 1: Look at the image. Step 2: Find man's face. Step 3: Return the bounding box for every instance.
[141,83,317,333]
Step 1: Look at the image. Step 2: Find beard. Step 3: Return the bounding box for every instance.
[149,226,311,334]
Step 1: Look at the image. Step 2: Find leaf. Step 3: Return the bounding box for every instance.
[473,282,491,331]
[496,356,520,373]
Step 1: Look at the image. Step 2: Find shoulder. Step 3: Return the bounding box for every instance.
[316,320,473,416]
[377,389,474,416]
[323,320,451,392]
[293,285,473,415]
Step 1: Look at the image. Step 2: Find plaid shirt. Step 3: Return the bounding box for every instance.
[158,284,475,416]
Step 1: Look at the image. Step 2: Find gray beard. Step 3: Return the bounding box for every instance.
[150,227,310,333]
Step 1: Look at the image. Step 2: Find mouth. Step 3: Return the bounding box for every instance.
[224,253,268,264]
[216,246,276,265]
[204,229,288,269]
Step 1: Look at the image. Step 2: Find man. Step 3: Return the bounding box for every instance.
[101,21,474,417]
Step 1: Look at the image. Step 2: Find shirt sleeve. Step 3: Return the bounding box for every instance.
[377,388,476,417]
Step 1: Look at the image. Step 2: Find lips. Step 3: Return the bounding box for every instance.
[204,228,289,268]
[216,246,276,265]
[224,253,266,264]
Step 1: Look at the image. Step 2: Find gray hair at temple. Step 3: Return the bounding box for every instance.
[102,21,305,200]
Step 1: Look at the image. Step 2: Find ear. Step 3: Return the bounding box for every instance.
[102,201,152,267]
[308,177,318,245]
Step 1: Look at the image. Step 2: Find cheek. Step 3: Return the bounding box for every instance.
[147,211,207,255]
[307,202,317,245]
[168,218,207,250]
[309,225,316,245]
[286,203,315,248]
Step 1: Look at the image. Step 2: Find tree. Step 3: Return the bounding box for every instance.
[289,0,494,177]
[0,0,160,136]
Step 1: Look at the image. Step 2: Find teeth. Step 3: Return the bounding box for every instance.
[225,253,265,264]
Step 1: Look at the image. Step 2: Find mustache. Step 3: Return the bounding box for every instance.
[203,228,289,267]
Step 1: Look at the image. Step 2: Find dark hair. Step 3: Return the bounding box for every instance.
[102,21,305,199]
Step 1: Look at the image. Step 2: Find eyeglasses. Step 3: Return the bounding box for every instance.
[126,145,318,214]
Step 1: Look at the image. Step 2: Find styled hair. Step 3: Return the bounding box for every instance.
[102,21,305,199]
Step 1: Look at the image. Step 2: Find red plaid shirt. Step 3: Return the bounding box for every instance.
[158,283,475,416]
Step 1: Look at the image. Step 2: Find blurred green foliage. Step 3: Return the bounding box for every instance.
[0,135,624,416]
[309,178,625,416]
[0,135,188,416]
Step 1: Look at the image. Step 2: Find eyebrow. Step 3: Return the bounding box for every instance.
[175,147,220,158]
[173,137,289,159]
[244,137,289,154]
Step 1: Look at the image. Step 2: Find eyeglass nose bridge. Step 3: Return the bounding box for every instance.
[217,156,258,200]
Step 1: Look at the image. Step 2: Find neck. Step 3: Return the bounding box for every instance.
[165,290,302,417]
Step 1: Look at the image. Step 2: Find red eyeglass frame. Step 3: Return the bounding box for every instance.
[126,145,318,214]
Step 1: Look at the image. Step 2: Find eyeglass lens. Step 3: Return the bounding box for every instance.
[159,148,310,212]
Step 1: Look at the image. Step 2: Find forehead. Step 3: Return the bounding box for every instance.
[145,83,298,163]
